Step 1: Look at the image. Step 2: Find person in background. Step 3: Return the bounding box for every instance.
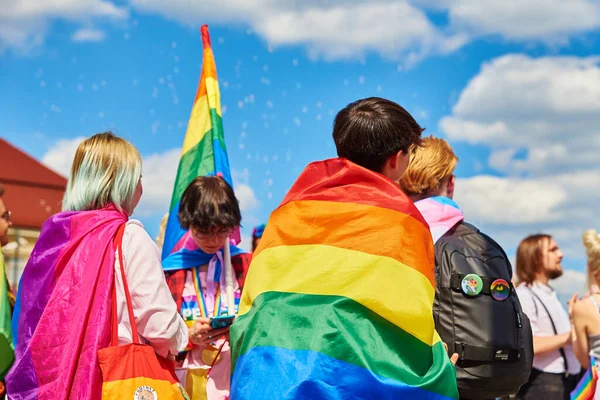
[0,184,13,400]
[515,234,580,400]
[162,176,247,399]
[156,212,169,250]
[7,132,188,398]
[571,229,600,398]
[251,224,265,252]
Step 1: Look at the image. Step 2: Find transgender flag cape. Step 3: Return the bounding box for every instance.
[230,158,459,399]
[7,207,126,400]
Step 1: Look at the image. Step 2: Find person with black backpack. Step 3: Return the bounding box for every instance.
[399,136,533,399]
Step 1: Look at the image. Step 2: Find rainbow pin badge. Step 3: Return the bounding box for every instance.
[490,279,510,301]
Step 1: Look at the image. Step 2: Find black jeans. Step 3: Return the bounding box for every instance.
[516,368,579,400]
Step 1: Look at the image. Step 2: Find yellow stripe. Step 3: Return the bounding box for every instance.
[181,77,221,156]
[205,76,221,117]
[102,376,186,399]
[241,244,440,346]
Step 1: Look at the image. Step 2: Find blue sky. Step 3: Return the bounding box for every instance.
[3,0,600,298]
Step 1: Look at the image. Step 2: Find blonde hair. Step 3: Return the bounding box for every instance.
[399,135,458,196]
[156,213,169,249]
[62,132,142,213]
[583,229,600,288]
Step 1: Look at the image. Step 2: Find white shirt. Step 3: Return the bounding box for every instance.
[114,220,189,358]
[516,282,580,374]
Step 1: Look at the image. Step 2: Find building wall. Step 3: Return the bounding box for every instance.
[2,227,38,291]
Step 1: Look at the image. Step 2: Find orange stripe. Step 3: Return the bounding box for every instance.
[255,200,434,285]
[194,48,217,103]
[281,158,428,230]
[97,344,179,384]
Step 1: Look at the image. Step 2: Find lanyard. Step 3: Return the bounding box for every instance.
[192,263,222,318]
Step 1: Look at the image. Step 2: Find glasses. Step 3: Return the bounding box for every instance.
[1,210,11,222]
[192,228,233,240]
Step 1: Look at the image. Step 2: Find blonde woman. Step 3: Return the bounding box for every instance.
[7,132,188,398]
[572,230,600,381]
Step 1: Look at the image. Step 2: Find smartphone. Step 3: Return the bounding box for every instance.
[209,315,235,329]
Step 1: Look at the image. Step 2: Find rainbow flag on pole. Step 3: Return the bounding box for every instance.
[230,158,459,399]
[162,24,235,260]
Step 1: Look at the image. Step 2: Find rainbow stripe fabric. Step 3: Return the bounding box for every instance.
[0,251,14,380]
[162,24,236,260]
[571,357,598,400]
[230,158,459,399]
[7,207,126,399]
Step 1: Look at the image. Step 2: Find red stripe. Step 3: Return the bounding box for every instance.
[281,158,428,230]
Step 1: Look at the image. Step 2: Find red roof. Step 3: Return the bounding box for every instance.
[0,139,67,230]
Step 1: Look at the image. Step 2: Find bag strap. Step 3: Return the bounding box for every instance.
[454,343,523,362]
[526,286,570,376]
[111,223,140,346]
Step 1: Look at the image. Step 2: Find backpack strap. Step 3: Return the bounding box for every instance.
[454,343,523,362]
[526,286,570,377]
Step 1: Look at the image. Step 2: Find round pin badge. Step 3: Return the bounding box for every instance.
[490,279,510,301]
[461,273,483,296]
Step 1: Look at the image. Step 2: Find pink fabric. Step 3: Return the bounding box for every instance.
[415,197,464,243]
[7,207,126,400]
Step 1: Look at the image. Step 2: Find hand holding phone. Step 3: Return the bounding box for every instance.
[209,315,235,329]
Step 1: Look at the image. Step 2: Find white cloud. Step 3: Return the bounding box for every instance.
[135,148,180,217]
[452,169,600,274]
[130,0,464,64]
[445,0,600,41]
[71,28,106,42]
[553,269,588,304]
[41,136,85,176]
[455,175,567,225]
[0,0,127,52]
[128,0,600,63]
[440,54,600,174]
[42,139,261,224]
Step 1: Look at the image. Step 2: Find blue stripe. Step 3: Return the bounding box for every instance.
[430,196,461,210]
[161,202,184,260]
[212,138,233,188]
[162,244,246,271]
[11,284,20,347]
[231,346,455,400]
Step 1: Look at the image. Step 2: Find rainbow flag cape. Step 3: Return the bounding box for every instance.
[571,357,598,400]
[0,251,14,380]
[230,158,459,399]
[162,24,237,261]
[7,207,126,399]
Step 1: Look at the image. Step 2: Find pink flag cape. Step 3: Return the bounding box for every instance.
[7,206,127,400]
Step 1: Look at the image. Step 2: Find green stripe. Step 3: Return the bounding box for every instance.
[169,109,226,210]
[231,291,457,398]
[0,253,14,379]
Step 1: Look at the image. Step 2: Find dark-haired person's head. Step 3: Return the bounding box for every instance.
[0,184,11,247]
[333,97,424,182]
[179,176,241,255]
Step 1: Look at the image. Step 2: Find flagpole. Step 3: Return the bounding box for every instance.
[224,237,235,316]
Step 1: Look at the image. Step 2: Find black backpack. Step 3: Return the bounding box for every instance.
[434,222,533,400]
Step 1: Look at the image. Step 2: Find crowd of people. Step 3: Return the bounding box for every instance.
[0,97,598,399]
